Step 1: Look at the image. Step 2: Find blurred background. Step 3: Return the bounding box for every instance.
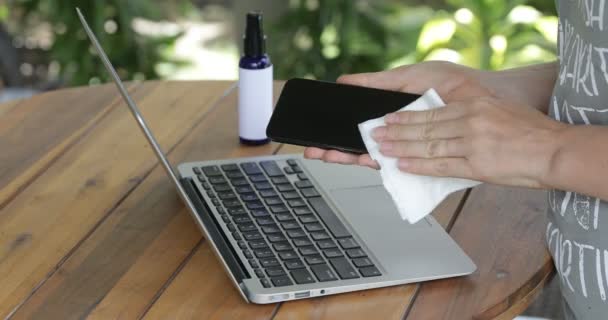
[1,0,558,101]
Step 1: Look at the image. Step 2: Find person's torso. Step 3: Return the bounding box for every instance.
[548,0,608,318]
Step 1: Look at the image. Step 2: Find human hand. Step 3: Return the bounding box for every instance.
[372,96,566,188]
[304,61,499,168]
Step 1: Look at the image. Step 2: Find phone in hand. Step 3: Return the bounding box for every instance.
[266,78,420,154]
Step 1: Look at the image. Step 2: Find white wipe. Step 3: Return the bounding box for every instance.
[358,89,481,224]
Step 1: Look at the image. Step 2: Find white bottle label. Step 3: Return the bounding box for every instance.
[238,66,273,141]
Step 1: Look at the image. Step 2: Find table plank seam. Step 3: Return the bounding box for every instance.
[137,238,206,320]
[5,82,237,319]
[401,188,472,320]
[0,83,142,211]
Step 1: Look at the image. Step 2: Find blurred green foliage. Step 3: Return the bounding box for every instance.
[269,0,558,81]
[13,0,185,85]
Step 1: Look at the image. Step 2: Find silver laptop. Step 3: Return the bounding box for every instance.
[77,8,475,304]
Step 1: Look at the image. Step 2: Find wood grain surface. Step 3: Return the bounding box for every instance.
[0,81,553,320]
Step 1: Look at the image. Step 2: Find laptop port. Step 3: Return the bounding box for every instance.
[294,291,310,299]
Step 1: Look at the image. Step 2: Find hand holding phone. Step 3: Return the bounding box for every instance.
[266,78,421,154]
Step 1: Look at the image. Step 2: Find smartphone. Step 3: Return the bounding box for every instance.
[266,78,421,154]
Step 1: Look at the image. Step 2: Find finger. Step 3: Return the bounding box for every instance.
[385,106,467,125]
[398,157,473,179]
[380,138,468,158]
[322,150,360,164]
[337,67,411,91]
[304,147,326,159]
[375,120,467,142]
[357,154,380,169]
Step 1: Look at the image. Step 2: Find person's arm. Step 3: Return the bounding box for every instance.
[543,125,608,200]
[485,62,558,114]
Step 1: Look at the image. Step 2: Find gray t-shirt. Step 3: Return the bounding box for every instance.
[547,0,608,318]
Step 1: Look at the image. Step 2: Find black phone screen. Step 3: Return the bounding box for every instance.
[266,78,421,154]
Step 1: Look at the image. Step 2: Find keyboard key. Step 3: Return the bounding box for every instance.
[202,165,222,177]
[288,199,307,207]
[297,173,308,180]
[197,174,206,182]
[293,238,313,247]
[270,205,289,214]
[266,267,286,277]
[268,234,287,242]
[243,231,263,241]
[299,246,319,256]
[284,166,295,174]
[233,216,252,224]
[244,250,253,259]
[249,174,268,183]
[271,276,293,287]
[223,200,242,208]
[255,269,266,278]
[216,207,226,215]
[265,197,284,206]
[273,242,293,251]
[294,207,312,215]
[311,231,330,241]
[317,239,337,249]
[193,167,202,175]
[281,221,300,230]
[295,180,313,188]
[304,223,324,232]
[255,249,275,258]
[261,278,272,288]
[275,213,295,222]
[261,225,281,234]
[338,238,360,249]
[311,264,338,282]
[202,182,211,190]
[323,248,344,258]
[218,192,237,200]
[227,223,236,232]
[285,259,306,270]
[212,199,221,207]
[279,251,298,260]
[309,197,351,238]
[240,194,259,202]
[271,176,290,184]
[246,201,265,210]
[228,207,246,216]
[235,185,254,194]
[352,257,374,268]
[249,259,259,269]
[360,266,382,277]
[222,215,231,223]
[232,232,242,240]
[254,182,273,190]
[299,215,318,224]
[292,165,303,173]
[329,257,360,279]
[241,162,262,175]
[238,223,258,232]
[260,189,278,198]
[282,191,300,200]
[221,163,239,172]
[237,240,247,249]
[277,184,295,192]
[209,176,227,185]
[301,188,320,198]
[287,159,298,166]
[260,257,280,267]
[260,161,283,177]
[287,229,307,238]
[304,255,325,265]
[251,209,269,217]
[256,217,275,225]
[291,269,315,284]
[214,184,232,192]
[231,178,250,186]
[206,190,216,198]
[249,240,268,250]
[346,248,367,258]
[226,171,244,179]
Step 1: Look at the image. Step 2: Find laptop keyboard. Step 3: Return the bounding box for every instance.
[194,159,381,288]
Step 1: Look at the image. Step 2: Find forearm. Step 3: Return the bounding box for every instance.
[485,62,558,114]
[543,125,608,201]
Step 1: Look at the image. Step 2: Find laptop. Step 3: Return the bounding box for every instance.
[77,8,475,304]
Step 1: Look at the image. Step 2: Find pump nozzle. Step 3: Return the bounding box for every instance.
[244,11,266,57]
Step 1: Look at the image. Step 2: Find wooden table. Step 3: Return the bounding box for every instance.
[0,81,554,320]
